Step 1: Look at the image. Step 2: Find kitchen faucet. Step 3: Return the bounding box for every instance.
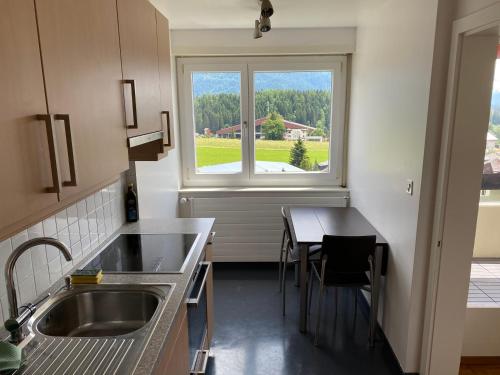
[4,237,72,344]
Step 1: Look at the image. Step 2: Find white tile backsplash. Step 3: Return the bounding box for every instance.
[42,216,57,237]
[55,210,68,232]
[67,204,78,226]
[0,178,125,318]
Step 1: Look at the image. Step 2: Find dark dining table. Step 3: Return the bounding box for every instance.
[287,206,389,345]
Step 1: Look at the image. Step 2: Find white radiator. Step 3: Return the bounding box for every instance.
[179,192,349,262]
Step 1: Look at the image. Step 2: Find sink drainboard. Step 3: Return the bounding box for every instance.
[13,336,135,374]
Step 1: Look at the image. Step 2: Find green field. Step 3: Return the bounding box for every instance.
[195,138,329,168]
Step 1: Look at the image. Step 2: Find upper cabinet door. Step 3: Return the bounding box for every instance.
[35,0,129,203]
[156,11,174,149]
[117,0,163,138]
[0,0,59,238]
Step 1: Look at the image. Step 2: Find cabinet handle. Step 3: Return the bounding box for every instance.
[190,350,210,374]
[123,79,138,129]
[54,114,77,187]
[187,262,211,307]
[208,232,216,245]
[161,110,171,146]
[37,114,61,194]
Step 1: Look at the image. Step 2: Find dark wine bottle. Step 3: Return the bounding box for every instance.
[125,183,138,222]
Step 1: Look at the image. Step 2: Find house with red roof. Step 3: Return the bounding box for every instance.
[215,117,315,140]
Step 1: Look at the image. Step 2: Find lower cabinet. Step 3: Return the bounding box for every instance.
[158,236,215,374]
[155,305,190,375]
[205,234,215,344]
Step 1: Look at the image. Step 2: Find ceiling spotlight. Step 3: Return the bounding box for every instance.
[259,16,271,32]
[260,0,274,18]
[253,20,262,39]
[253,0,274,39]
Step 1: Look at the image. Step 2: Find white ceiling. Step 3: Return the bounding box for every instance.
[150,0,361,29]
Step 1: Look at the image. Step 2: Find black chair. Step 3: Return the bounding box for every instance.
[278,209,288,293]
[280,206,321,316]
[308,235,376,346]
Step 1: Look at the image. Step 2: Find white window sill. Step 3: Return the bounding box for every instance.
[179,186,349,198]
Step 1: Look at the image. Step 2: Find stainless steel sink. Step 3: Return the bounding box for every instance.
[16,284,171,374]
[33,287,162,338]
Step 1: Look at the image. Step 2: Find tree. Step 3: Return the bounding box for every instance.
[289,138,310,170]
[311,128,325,137]
[262,112,286,140]
[193,89,332,133]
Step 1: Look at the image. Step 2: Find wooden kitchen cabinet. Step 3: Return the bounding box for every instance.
[156,11,175,150]
[35,0,129,204]
[155,305,190,375]
[117,0,163,139]
[0,0,60,238]
[0,0,175,240]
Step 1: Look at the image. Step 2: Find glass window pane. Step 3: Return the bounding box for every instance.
[192,72,242,174]
[253,71,332,174]
[481,56,500,200]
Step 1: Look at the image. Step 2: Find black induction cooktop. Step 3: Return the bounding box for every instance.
[83,233,200,273]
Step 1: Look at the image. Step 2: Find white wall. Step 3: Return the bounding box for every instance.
[463,308,500,356]
[347,0,448,371]
[134,25,182,220]
[135,154,180,219]
[456,0,500,18]
[473,203,500,257]
[170,27,356,56]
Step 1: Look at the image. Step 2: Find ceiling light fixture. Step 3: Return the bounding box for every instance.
[253,0,274,39]
[259,16,271,32]
[254,20,263,39]
[260,0,274,18]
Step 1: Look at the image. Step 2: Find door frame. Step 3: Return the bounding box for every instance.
[420,3,500,375]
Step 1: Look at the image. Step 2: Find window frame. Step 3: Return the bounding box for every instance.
[177,55,347,187]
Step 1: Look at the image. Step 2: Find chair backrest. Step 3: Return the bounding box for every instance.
[281,206,293,242]
[320,235,377,273]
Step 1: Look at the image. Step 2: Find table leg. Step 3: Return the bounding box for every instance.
[294,263,300,287]
[299,243,309,332]
[370,245,383,347]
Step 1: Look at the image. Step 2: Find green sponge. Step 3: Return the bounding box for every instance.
[0,341,23,371]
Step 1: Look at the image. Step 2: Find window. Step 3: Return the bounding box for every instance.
[178,56,347,186]
[480,52,500,201]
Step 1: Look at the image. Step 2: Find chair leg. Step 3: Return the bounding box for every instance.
[353,288,358,333]
[331,287,338,340]
[334,287,338,319]
[294,263,300,287]
[314,285,325,346]
[308,268,314,316]
[282,248,289,316]
[369,287,375,347]
[278,230,286,292]
[353,288,358,324]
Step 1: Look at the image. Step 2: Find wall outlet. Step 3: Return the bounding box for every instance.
[406,179,414,195]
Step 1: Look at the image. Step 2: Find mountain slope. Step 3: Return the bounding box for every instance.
[192,71,332,97]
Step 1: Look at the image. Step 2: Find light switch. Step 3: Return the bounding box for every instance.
[406,179,414,195]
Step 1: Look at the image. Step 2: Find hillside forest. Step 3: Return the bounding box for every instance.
[193,89,332,135]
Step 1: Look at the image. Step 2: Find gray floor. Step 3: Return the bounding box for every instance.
[209,264,402,375]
